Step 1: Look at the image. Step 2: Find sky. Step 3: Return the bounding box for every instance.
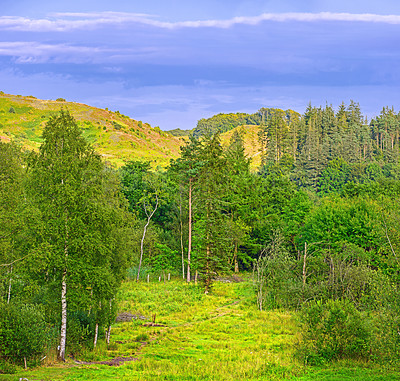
[1,1,400,130]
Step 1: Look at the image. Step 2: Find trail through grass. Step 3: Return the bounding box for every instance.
[8,278,399,380]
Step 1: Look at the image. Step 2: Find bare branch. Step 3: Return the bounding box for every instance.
[0,254,29,267]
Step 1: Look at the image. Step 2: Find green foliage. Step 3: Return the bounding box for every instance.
[166,128,191,136]
[317,157,350,194]
[66,310,96,354]
[254,229,297,310]
[8,107,15,114]
[298,299,372,364]
[153,243,178,272]
[0,302,49,367]
[25,109,130,357]
[194,133,230,290]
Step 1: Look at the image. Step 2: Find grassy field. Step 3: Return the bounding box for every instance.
[4,277,399,381]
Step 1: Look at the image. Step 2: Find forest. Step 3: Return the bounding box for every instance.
[1,101,400,378]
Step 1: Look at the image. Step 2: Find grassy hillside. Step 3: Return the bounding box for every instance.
[12,278,399,381]
[220,124,263,169]
[0,92,265,170]
[0,92,184,167]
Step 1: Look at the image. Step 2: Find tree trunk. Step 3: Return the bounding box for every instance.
[205,243,211,293]
[234,242,239,273]
[58,269,67,361]
[187,178,192,282]
[106,325,111,345]
[7,265,12,304]
[137,195,159,281]
[302,242,307,288]
[93,323,99,349]
[179,196,185,279]
[106,299,112,345]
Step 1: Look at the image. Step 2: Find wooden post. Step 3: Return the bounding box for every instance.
[195,270,198,285]
[147,273,150,283]
[168,273,170,281]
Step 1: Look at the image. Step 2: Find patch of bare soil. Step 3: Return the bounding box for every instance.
[74,356,138,367]
[115,312,147,322]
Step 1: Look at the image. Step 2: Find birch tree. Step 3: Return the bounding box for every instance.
[27,110,129,361]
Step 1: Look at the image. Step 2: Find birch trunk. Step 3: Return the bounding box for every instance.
[187,178,192,282]
[106,325,111,345]
[179,196,185,279]
[137,194,159,281]
[7,265,12,304]
[302,242,307,288]
[59,208,68,362]
[93,323,99,349]
[58,269,67,361]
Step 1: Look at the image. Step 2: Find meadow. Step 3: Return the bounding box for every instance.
[5,277,399,381]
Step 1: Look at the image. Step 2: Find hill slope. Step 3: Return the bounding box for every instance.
[0,92,184,167]
[220,124,262,169]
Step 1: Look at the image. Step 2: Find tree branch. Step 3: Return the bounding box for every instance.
[0,254,29,267]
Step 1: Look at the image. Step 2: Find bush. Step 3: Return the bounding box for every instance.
[8,107,15,114]
[67,310,96,354]
[0,359,16,374]
[298,299,372,365]
[0,302,48,367]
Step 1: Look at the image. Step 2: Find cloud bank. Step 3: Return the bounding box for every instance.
[1,12,400,32]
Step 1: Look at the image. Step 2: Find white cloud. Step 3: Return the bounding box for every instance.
[1,12,400,32]
[0,41,158,64]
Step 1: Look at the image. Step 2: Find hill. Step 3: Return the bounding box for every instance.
[0,92,269,170]
[0,92,184,167]
[220,124,262,169]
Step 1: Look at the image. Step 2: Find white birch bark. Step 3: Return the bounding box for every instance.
[93,323,99,348]
[187,178,192,282]
[7,265,12,304]
[58,269,67,361]
[137,194,159,281]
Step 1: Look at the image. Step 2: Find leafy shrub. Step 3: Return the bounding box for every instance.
[370,309,400,363]
[67,310,96,354]
[56,98,66,102]
[0,359,16,374]
[8,107,15,114]
[298,299,372,365]
[0,302,48,367]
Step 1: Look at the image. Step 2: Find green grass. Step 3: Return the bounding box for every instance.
[7,277,398,380]
[0,92,183,168]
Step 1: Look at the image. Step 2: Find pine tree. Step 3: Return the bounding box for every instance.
[195,133,228,292]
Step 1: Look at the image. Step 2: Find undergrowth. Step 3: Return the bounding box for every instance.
[11,277,399,381]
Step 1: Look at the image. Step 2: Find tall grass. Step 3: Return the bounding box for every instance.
[14,278,399,380]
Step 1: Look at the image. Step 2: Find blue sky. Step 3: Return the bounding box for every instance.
[1,1,400,130]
